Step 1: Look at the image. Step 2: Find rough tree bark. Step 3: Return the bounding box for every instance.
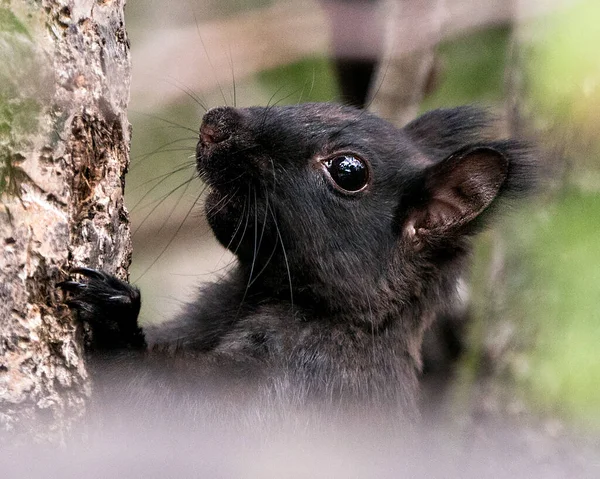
[0,0,131,442]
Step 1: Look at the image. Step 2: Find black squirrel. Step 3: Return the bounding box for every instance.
[62,103,536,421]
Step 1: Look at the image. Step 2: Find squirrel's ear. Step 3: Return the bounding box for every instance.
[405,147,508,245]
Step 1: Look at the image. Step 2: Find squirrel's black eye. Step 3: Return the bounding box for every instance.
[322,155,370,193]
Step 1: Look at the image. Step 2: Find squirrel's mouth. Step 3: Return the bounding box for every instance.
[199,121,231,146]
[195,106,239,180]
[196,122,233,161]
[195,106,258,192]
[195,133,233,180]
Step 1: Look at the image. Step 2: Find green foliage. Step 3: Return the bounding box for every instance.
[511,3,600,425]
[422,20,600,426]
[522,0,600,185]
[0,6,30,36]
[0,6,46,197]
[506,190,600,427]
[421,26,510,110]
[524,0,600,122]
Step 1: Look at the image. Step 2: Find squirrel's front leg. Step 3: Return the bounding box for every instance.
[60,268,146,352]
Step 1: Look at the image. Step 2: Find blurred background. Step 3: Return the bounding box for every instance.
[124,0,599,433]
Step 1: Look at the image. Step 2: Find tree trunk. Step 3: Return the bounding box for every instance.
[0,0,131,442]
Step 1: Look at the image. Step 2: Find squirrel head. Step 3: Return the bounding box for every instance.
[196,103,536,321]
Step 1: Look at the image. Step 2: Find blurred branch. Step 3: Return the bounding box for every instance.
[132,0,572,109]
[132,1,328,108]
[367,0,444,126]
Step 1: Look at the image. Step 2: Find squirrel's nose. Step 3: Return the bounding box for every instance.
[199,107,240,146]
[199,123,228,145]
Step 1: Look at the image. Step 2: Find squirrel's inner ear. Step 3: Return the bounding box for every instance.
[405,147,509,243]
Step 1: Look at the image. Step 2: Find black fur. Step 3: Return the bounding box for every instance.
[60,268,145,351]
[63,103,536,420]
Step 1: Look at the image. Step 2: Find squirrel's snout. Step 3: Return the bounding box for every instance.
[199,123,228,145]
[199,107,240,146]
